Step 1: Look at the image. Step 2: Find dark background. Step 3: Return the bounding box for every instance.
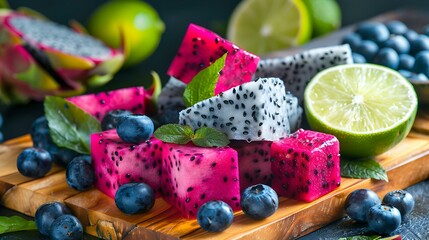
[2,0,429,140]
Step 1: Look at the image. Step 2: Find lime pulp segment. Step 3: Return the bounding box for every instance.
[305,64,418,134]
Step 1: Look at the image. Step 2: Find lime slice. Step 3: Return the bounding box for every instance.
[304,64,418,158]
[227,0,312,55]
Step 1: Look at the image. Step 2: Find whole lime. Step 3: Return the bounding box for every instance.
[88,0,164,67]
[302,0,341,37]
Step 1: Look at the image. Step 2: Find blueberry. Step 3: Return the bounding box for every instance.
[382,35,410,54]
[367,204,401,234]
[344,189,381,222]
[356,22,389,43]
[373,48,400,70]
[410,34,429,55]
[49,215,83,240]
[423,25,429,36]
[30,116,79,167]
[352,52,366,63]
[197,200,234,232]
[66,156,95,191]
[117,114,154,144]
[398,69,413,78]
[355,40,379,61]
[398,54,415,71]
[17,148,52,178]
[341,32,362,50]
[240,184,278,220]
[403,29,419,42]
[101,109,131,131]
[115,183,155,214]
[386,20,408,35]
[412,50,429,77]
[35,202,72,236]
[399,70,428,81]
[383,190,415,219]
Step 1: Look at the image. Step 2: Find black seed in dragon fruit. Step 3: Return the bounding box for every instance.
[167,23,260,94]
[67,87,146,121]
[157,77,186,120]
[253,44,353,103]
[229,141,272,192]
[160,143,240,219]
[90,129,163,198]
[270,129,341,202]
[179,78,291,142]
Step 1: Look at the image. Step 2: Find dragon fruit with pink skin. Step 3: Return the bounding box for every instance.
[67,87,146,121]
[0,9,124,103]
[167,23,260,95]
[270,129,341,202]
[252,44,353,103]
[229,141,272,192]
[90,129,163,198]
[161,143,241,219]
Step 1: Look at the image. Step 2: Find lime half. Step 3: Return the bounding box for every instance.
[227,0,312,55]
[304,64,418,158]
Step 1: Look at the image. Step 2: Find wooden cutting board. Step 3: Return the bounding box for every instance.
[0,107,428,240]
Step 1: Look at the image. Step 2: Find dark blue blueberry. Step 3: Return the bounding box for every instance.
[382,35,410,54]
[382,190,415,219]
[341,32,362,50]
[101,109,131,131]
[352,52,366,63]
[240,184,278,220]
[355,40,379,61]
[386,20,408,35]
[72,154,92,164]
[158,109,180,125]
[373,48,400,70]
[423,25,429,37]
[344,189,381,222]
[117,114,154,144]
[115,183,155,214]
[367,204,401,234]
[398,54,415,71]
[403,29,419,43]
[356,22,389,43]
[410,34,429,55]
[66,156,95,191]
[412,50,429,77]
[49,215,83,240]
[398,69,413,79]
[197,200,234,232]
[35,202,72,236]
[399,70,428,81]
[17,147,52,178]
[30,116,79,167]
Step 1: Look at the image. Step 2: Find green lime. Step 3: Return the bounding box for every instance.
[88,0,164,67]
[226,0,312,55]
[304,64,418,158]
[302,0,341,37]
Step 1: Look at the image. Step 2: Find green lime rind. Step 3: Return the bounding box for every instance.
[304,64,418,158]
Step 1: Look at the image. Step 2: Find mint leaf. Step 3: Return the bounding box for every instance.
[339,235,384,240]
[341,157,388,181]
[44,96,101,154]
[192,127,230,147]
[154,124,194,144]
[0,216,37,234]
[183,53,227,107]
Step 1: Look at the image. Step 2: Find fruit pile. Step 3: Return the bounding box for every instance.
[14,21,419,236]
[342,20,429,81]
[345,189,415,235]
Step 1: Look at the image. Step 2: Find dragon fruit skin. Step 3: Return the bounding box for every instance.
[179,78,291,142]
[161,143,241,219]
[253,44,353,103]
[270,129,341,202]
[90,130,163,198]
[229,141,272,192]
[167,23,260,95]
[67,87,146,121]
[0,10,124,103]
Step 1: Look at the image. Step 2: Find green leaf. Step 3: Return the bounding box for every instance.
[338,236,381,240]
[183,53,227,107]
[154,124,194,144]
[341,157,388,181]
[0,216,37,234]
[44,96,102,154]
[192,127,230,147]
